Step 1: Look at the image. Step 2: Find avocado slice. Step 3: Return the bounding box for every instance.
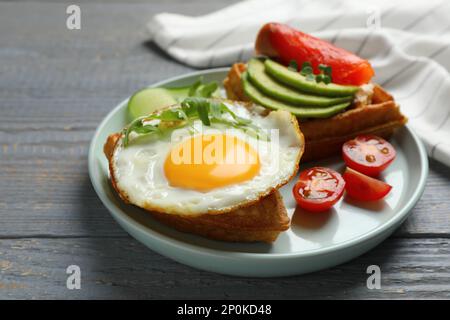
[264,59,359,97]
[242,72,350,118]
[247,58,353,106]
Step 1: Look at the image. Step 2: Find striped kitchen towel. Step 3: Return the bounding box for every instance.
[148,0,450,166]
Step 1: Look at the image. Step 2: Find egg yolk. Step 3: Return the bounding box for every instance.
[164,134,261,192]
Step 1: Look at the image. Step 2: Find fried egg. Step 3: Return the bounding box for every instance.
[110,100,304,216]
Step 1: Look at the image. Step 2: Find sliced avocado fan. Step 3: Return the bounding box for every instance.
[242,72,350,118]
[264,59,359,97]
[247,58,352,107]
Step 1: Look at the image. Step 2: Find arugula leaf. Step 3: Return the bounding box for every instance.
[209,101,223,119]
[198,82,219,97]
[184,77,219,98]
[123,116,146,146]
[158,109,187,121]
[123,97,267,147]
[188,79,202,97]
[197,102,211,126]
[181,100,198,117]
[133,125,158,134]
[221,104,251,125]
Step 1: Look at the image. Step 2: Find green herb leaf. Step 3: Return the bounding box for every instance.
[123,97,266,147]
[123,116,146,146]
[188,79,202,97]
[300,61,313,76]
[230,112,252,126]
[322,76,331,84]
[288,60,298,71]
[316,74,325,83]
[198,82,219,98]
[197,102,211,126]
[297,61,334,84]
[181,100,198,117]
[317,64,332,83]
[209,101,223,119]
[158,109,186,121]
[306,74,315,82]
[133,125,158,134]
[318,64,332,76]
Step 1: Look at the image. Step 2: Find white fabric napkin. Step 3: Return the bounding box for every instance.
[148,0,450,166]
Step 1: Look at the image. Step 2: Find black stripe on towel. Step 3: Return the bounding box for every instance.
[410,80,446,119]
[403,1,444,30]
[435,107,450,130]
[381,44,449,87]
[354,4,399,56]
[204,23,242,50]
[395,68,435,100]
[431,142,443,158]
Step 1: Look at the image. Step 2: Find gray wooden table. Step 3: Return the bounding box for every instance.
[1,0,449,299]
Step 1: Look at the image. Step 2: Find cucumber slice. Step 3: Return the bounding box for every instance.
[242,72,350,118]
[247,58,352,107]
[265,59,359,97]
[127,88,177,120]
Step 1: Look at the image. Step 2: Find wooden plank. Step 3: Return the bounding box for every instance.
[0,237,449,299]
[396,158,450,236]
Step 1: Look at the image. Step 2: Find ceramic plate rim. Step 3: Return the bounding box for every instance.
[88,67,428,261]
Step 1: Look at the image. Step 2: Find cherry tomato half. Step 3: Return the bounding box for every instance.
[343,167,392,201]
[293,167,345,212]
[342,135,396,177]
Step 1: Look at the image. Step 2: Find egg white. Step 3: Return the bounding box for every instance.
[110,100,304,216]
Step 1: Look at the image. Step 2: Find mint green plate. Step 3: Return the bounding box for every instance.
[88,69,428,277]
